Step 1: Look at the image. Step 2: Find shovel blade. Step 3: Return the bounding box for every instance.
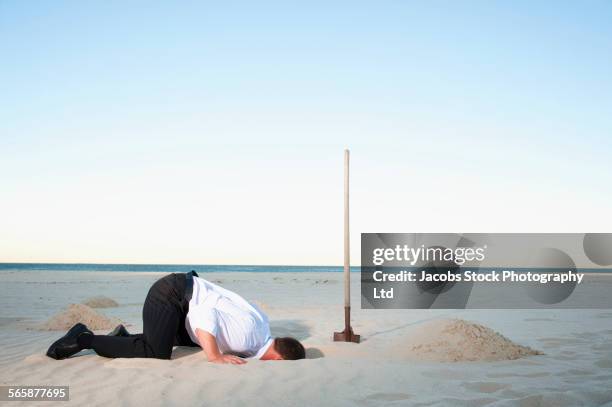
[333,329,360,343]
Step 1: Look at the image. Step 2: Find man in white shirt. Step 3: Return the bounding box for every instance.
[47,272,305,363]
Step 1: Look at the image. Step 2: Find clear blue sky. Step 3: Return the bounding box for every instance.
[1,1,611,265]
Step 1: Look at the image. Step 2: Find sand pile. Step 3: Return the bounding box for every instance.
[398,319,542,362]
[40,304,121,331]
[82,296,119,308]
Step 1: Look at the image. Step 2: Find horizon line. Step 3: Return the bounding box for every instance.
[0,261,355,268]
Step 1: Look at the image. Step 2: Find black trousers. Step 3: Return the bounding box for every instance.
[87,273,198,359]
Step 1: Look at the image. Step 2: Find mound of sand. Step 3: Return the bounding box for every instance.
[398,319,542,362]
[40,304,121,331]
[82,296,119,308]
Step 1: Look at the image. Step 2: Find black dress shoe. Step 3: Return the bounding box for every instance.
[107,324,130,337]
[46,323,93,360]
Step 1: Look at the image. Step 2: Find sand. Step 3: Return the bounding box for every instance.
[395,318,542,362]
[39,304,121,331]
[2,270,612,406]
[82,296,119,308]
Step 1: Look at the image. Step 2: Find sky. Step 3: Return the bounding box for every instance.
[1,1,612,265]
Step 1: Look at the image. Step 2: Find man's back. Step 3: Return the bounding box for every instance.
[185,277,273,358]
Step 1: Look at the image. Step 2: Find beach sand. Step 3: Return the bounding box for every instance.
[1,270,612,406]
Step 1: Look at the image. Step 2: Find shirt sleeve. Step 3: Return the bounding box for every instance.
[187,305,219,337]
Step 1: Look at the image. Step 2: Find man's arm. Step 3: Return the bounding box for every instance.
[195,328,246,365]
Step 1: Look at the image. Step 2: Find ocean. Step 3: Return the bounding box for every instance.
[0,263,608,274]
[0,263,356,273]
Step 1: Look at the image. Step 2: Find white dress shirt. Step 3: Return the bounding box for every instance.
[185,277,273,359]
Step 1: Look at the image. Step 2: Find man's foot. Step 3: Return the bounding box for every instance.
[46,323,93,360]
[107,324,130,337]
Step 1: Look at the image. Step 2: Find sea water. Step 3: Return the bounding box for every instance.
[0,263,356,273]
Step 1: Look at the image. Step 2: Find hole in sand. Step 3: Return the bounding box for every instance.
[305,348,324,359]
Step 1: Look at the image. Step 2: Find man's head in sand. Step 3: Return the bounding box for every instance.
[261,337,305,360]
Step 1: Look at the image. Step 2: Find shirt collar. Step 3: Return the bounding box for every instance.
[250,337,274,360]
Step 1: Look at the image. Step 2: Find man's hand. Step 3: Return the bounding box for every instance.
[209,354,247,365]
[195,328,247,365]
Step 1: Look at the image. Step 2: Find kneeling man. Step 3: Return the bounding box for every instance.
[47,272,305,363]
